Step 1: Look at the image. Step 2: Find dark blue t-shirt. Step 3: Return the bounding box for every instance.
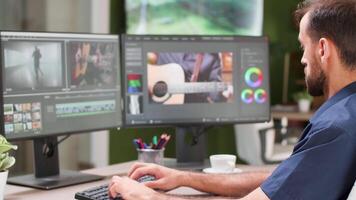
[261,82,356,200]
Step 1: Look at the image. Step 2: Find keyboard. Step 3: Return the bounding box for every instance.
[75,175,156,200]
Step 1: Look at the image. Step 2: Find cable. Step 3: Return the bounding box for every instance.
[57,135,71,146]
[191,125,213,145]
[42,135,71,157]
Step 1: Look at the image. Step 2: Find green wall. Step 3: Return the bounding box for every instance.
[109,126,237,164]
[109,0,301,164]
[264,0,301,104]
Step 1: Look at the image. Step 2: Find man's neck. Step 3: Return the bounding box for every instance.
[326,66,356,98]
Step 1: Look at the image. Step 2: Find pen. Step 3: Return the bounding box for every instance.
[133,139,140,149]
[155,134,164,149]
[153,136,158,146]
[161,135,171,149]
[138,138,144,149]
[133,133,171,150]
[156,134,170,149]
[152,136,158,148]
[155,139,165,149]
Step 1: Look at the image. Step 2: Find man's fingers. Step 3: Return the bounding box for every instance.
[108,176,122,197]
[108,182,119,198]
[109,175,120,188]
[144,179,164,189]
[130,167,156,180]
[128,162,148,177]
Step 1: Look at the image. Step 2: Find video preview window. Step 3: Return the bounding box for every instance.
[147,52,234,105]
[3,41,63,91]
[67,42,117,88]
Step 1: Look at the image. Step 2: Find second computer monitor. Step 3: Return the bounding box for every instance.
[122,35,270,126]
[0,31,122,189]
[1,31,122,140]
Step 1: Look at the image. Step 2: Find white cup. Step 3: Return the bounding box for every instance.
[209,154,236,173]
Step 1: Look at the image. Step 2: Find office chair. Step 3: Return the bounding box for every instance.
[234,121,294,165]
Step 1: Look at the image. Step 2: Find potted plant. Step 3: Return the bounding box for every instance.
[293,90,313,112]
[0,135,17,200]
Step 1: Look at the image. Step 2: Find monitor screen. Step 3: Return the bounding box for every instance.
[122,35,270,126]
[0,31,122,140]
[125,0,264,36]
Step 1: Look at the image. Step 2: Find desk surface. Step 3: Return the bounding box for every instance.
[272,110,314,121]
[5,160,276,200]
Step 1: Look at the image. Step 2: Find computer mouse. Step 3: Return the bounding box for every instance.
[136,174,156,183]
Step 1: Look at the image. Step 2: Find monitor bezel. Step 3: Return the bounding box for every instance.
[0,30,123,141]
[121,34,271,128]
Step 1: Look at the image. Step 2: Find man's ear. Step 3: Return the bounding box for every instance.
[318,38,331,64]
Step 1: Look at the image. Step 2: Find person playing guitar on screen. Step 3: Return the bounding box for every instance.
[147,52,233,104]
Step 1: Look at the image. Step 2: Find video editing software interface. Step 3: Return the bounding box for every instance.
[1,32,122,140]
[123,35,270,125]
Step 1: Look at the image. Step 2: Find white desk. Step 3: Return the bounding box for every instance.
[5,160,276,200]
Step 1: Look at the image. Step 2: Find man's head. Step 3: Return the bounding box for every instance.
[295,0,356,96]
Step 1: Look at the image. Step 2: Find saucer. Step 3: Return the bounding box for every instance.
[202,167,243,174]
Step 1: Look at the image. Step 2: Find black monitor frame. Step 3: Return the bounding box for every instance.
[0,31,122,189]
[121,34,271,167]
[121,34,271,127]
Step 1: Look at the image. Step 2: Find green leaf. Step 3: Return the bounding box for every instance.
[0,153,7,160]
[0,136,5,144]
[0,144,17,154]
[0,135,17,170]
[0,156,15,171]
[0,155,6,170]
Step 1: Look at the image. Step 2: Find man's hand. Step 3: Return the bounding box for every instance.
[128,162,186,191]
[108,175,270,200]
[108,175,160,200]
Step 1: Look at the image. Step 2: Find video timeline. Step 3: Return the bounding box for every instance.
[55,100,116,118]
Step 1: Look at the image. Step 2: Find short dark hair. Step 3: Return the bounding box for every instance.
[295,0,356,69]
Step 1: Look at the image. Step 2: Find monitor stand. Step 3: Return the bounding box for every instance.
[7,136,103,190]
[164,126,210,171]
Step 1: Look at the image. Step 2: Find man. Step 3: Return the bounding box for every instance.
[32,46,43,82]
[109,0,356,199]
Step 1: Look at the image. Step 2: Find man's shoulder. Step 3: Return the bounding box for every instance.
[314,94,356,132]
[305,95,356,144]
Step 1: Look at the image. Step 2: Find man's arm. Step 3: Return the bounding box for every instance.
[128,163,270,197]
[109,176,270,200]
[160,187,270,200]
[179,171,270,197]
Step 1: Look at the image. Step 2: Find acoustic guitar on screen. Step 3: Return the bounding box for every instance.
[148,63,232,104]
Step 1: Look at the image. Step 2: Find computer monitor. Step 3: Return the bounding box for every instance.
[0,31,122,189]
[122,35,270,165]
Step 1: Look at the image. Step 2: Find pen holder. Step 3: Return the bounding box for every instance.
[137,148,164,165]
